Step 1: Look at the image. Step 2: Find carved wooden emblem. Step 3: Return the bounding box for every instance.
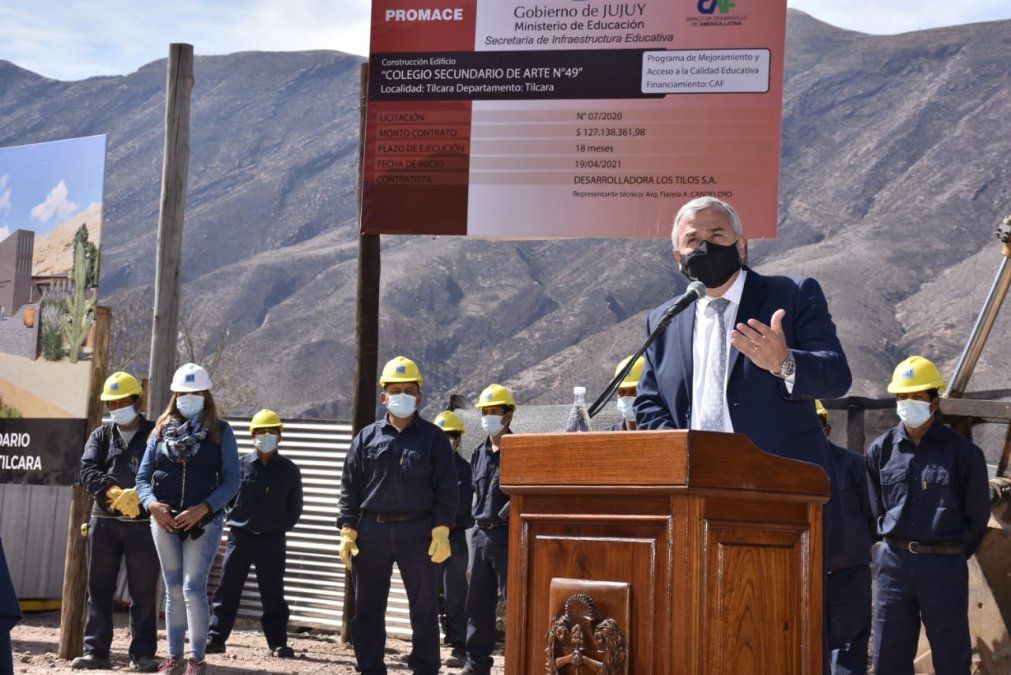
[545,592,627,674]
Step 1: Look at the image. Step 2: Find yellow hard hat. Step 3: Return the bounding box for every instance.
[379,356,424,387]
[100,371,143,401]
[615,355,645,389]
[476,384,516,410]
[814,400,829,425]
[887,356,947,394]
[434,410,465,433]
[249,409,284,434]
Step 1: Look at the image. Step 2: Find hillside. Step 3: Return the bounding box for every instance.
[0,11,1007,420]
[32,203,102,277]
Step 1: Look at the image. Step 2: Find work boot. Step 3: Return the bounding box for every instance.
[70,654,111,670]
[156,657,184,675]
[445,650,467,668]
[271,645,295,658]
[204,639,226,654]
[130,656,161,672]
[183,658,206,675]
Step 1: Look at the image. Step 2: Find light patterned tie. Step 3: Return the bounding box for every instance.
[698,298,730,431]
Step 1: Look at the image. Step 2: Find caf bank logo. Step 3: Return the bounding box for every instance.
[698,0,735,13]
[688,0,746,26]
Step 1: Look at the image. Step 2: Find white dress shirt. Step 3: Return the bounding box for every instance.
[690,271,747,432]
[689,269,795,431]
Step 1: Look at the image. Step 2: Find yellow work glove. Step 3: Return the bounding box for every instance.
[110,488,142,519]
[428,526,451,564]
[339,527,359,570]
[106,486,123,503]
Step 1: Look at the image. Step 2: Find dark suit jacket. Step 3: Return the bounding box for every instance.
[635,267,852,480]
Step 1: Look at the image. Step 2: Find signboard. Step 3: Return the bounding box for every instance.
[362,0,786,238]
[0,136,106,485]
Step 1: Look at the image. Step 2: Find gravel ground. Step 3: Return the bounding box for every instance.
[11,611,505,673]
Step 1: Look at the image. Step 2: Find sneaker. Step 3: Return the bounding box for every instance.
[271,645,295,658]
[70,654,111,670]
[445,650,467,668]
[183,658,206,675]
[204,640,226,655]
[156,658,184,675]
[130,656,162,672]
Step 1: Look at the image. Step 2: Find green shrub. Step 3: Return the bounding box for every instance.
[0,395,21,418]
[40,302,66,361]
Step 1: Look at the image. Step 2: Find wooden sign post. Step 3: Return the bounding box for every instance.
[58,306,111,659]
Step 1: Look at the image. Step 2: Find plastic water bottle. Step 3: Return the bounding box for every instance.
[565,386,592,432]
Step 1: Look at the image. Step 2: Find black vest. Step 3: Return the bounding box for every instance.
[150,422,224,510]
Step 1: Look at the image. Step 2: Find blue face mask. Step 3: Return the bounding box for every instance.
[386,393,418,419]
[176,395,205,419]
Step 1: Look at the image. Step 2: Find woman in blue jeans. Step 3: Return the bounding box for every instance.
[135,363,239,675]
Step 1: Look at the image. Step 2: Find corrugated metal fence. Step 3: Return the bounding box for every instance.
[0,417,414,637]
[221,418,413,636]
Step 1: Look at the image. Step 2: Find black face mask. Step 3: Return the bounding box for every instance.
[678,239,742,288]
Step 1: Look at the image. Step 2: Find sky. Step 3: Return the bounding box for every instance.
[0,136,107,243]
[0,0,1007,81]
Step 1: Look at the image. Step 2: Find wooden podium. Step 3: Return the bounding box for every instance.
[500,430,829,675]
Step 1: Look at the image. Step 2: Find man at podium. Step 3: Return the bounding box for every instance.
[635,195,851,520]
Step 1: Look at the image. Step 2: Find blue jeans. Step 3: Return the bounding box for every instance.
[150,515,224,659]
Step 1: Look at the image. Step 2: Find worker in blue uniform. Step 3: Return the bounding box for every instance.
[462,384,516,675]
[434,410,474,668]
[817,400,876,675]
[337,356,458,675]
[73,372,160,672]
[207,409,303,658]
[609,356,644,431]
[866,356,990,675]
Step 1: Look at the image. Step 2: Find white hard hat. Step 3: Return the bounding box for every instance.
[171,363,212,393]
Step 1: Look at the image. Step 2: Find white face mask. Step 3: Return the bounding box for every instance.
[386,393,418,419]
[253,434,278,454]
[481,414,505,436]
[176,395,205,419]
[616,396,636,421]
[897,399,933,428]
[110,405,138,427]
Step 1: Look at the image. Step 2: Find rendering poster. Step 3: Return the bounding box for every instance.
[362,0,787,238]
[0,135,106,485]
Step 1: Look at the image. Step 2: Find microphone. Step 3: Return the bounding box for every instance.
[658,281,706,326]
[587,281,706,418]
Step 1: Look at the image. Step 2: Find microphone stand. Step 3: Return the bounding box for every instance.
[587,282,705,418]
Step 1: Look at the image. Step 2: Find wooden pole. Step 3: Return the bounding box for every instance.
[147,43,194,419]
[342,61,377,643]
[59,306,112,659]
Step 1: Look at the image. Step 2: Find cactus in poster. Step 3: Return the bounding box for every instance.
[63,232,96,364]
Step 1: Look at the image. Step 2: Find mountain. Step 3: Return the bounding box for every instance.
[0,10,1008,423]
[32,203,102,277]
